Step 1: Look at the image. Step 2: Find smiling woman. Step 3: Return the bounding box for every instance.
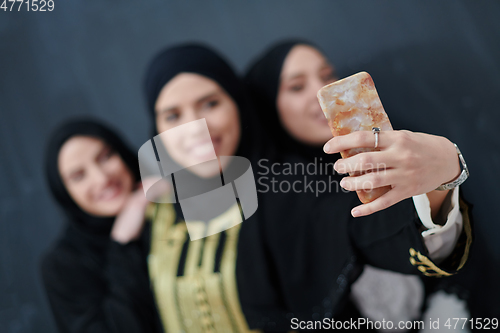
[142,44,271,332]
[41,120,163,333]
[57,136,134,217]
[154,73,241,177]
[276,44,338,145]
[245,39,473,330]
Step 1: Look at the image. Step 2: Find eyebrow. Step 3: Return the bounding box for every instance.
[282,73,305,82]
[156,91,220,115]
[195,91,219,107]
[157,105,178,115]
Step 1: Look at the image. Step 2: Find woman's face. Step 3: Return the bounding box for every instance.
[58,136,134,217]
[155,73,241,178]
[277,44,338,145]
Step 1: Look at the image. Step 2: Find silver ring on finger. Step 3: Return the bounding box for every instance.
[372,127,381,149]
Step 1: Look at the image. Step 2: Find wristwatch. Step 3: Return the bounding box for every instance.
[435,143,469,191]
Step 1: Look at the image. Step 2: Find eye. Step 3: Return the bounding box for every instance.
[165,113,180,122]
[289,84,304,92]
[161,110,181,123]
[202,99,219,110]
[69,170,85,183]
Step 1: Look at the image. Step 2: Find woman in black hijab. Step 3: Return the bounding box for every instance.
[245,39,473,328]
[244,40,334,163]
[245,39,474,219]
[41,119,162,333]
[143,43,472,332]
[142,43,286,332]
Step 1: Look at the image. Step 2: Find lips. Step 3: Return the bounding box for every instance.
[315,115,328,125]
[312,110,329,126]
[190,142,214,157]
[96,181,123,201]
[186,139,216,158]
[211,137,222,155]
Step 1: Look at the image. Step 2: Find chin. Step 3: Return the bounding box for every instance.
[100,198,128,217]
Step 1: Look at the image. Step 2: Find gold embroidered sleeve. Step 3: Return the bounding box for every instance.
[409,196,473,277]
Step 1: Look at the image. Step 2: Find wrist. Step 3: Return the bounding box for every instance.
[443,139,461,184]
[436,142,468,191]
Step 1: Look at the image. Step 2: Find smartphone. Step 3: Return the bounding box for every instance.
[317,71,392,204]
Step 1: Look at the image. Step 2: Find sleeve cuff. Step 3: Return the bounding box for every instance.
[412,187,463,262]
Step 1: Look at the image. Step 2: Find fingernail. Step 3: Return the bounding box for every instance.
[340,178,346,188]
[323,143,330,153]
[352,209,361,217]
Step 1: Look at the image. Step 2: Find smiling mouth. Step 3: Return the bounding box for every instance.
[313,112,328,125]
[97,182,123,201]
[187,139,218,158]
[211,137,222,155]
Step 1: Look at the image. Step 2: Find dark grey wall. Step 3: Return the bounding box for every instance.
[1,1,499,332]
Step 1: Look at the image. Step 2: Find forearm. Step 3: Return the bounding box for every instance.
[426,138,462,219]
[426,190,451,220]
[349,198,424,274]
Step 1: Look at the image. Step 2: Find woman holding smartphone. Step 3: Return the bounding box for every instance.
[245,39,472,328]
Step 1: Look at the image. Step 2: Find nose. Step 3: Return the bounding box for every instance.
[308,77,327,110]
[186,118,210,138]
[89,164,110,190]
[183,109,199,123]
[311,76,326,95]
[177,107,210,135]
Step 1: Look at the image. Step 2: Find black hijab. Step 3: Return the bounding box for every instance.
[245,39,341,163]
[45,119,140,236]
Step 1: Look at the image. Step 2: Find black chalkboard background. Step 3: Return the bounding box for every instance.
[1,1,499,332]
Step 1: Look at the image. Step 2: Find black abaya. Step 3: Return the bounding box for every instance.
[41,120,162,333]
